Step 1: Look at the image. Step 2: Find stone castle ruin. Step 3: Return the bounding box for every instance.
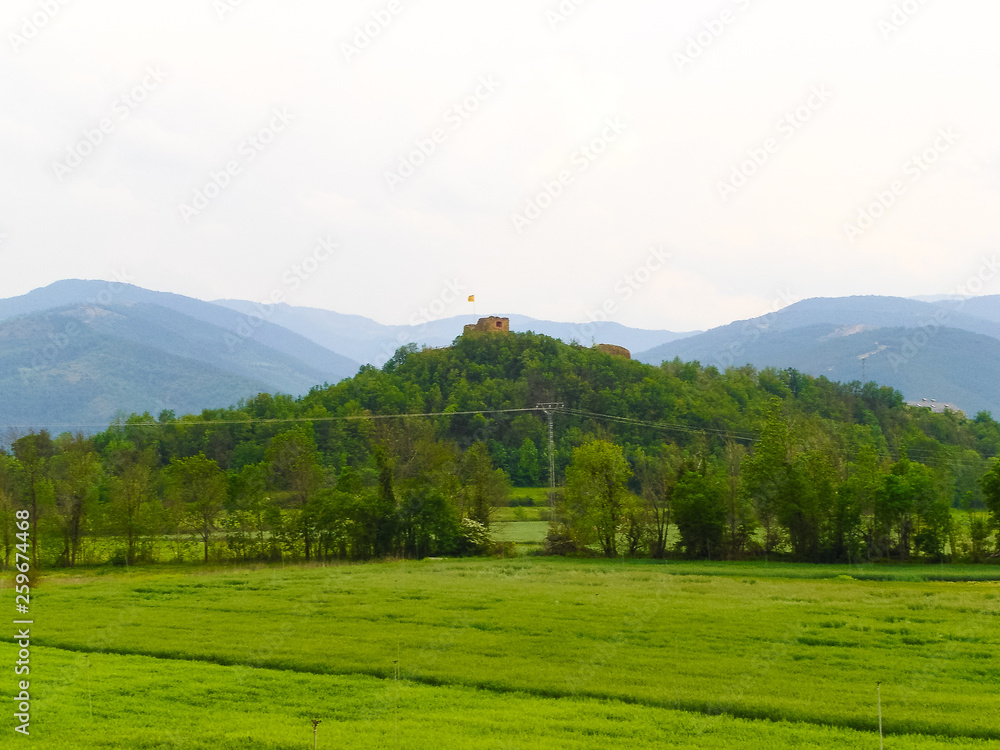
[464,316,510,334]
[463,317,631,359]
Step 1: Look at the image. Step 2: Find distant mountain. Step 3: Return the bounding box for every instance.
[1,307,274,431]
[6,282,997,432]
[214,301,694,366]
[0,280,691,433]
[0,280,360,378]
[931,295,1000,324]
[0,281,361,432]
[637,295,1000,416]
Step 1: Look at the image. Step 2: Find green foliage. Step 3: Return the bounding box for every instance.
[458,517,493,554]
[163,453,227,563]
[561,439,633,557]
[980,458,1000,550]
[6,332,1000,567]
[673,459,726,558]
[459,442,510,528]
[49,434,101,567]
[516,437,542,486]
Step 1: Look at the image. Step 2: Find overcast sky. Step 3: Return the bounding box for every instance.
[3,0,998,332]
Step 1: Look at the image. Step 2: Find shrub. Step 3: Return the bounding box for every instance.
[459,518,494,555]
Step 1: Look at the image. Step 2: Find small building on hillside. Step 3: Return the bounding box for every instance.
[906,397,963,415]
[464,316,510,335]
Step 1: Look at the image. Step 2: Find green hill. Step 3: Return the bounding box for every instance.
[107,330,999,501]
[6,331,999,569]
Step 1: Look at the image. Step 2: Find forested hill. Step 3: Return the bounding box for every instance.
[111,331,996,501]
[6,331,1000,568]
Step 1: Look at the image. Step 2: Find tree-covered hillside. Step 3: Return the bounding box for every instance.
[3,332,999,567]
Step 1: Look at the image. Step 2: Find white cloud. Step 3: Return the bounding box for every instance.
[2,0,999,331]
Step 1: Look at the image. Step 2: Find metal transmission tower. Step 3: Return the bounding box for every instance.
[536,403,564,506]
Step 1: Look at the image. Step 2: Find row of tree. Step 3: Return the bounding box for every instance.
[558,418,1000,563]
[4,413,999,567]
[0,424,508,567]
[3,333,1000,566]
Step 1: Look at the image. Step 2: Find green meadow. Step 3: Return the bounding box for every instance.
[4,558,999,748]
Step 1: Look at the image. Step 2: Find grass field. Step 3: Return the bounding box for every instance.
[4,558,999,748]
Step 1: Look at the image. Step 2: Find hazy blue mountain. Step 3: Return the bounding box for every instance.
[637,296,1000,416]
[0,280,361,379]
[931,295,1000,324]
[6,282,998,430]
[1,307,278,432]
[638,296,1000,368]
[214,300,695,365]
[0,282,362,432]
[727,295,1000,339]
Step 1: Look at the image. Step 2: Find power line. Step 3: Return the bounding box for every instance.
[0,407,543,431]
[560,406,757,443]
[7,405,759,446]
[4,406,996,464]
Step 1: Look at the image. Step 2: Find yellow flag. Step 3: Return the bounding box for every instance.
[468,295,475,302]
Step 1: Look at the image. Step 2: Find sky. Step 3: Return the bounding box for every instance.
[2,0,998,333]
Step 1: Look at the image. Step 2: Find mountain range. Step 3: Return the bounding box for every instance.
[1,280,997,432]
[634,295,1000,417]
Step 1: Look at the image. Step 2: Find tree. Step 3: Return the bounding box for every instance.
[962,491,991,562]
[50,435,101,567]
[459,442,510,529]
[398,484,461,558]
[842,443,884,561]
[105,444,157,565]
[635,444,683,559]
[164,453,227,563]
[741,400,792,555]
[267,430,325,561]
[562,439,632,557]
[369,444,398,558]
[0,455,17,567]
[721,441,752,558]
[979,458,1000,552]
[672,457,726,559]
[874,457,936,561]
[781,450,830,561]
[12,431,54,566]
[226,461,271,560]
[516,438,542,487]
